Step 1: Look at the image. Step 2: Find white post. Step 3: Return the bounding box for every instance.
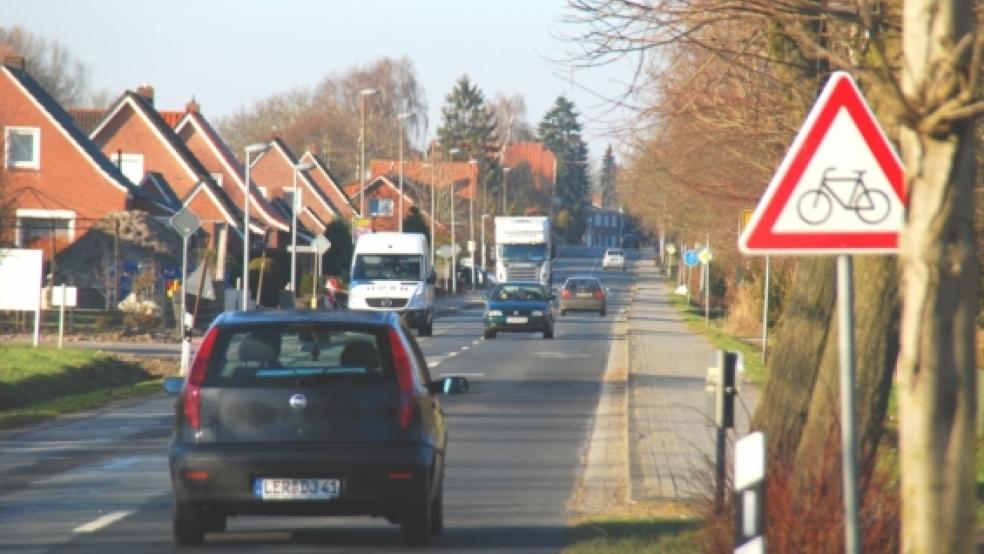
[836,255,860,554]
[762,256,770,360]
[180,234,190,374]
[57,285,66,349]
[291,168,299,297]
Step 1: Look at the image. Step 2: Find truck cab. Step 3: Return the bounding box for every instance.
[494,216,552,287]
[347,233,436,336]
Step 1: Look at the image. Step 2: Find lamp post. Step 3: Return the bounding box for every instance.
[242,142,271,311]
[502,166,511,214]
[468,159,477,289]
[398,112,410,232]
[448,147,460,293]
[481,213,490,281]
[359,88,379,216]
[291,161,315,299]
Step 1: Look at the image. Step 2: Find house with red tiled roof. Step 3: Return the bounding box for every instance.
[299,146,359,220]
[0,57,159,257]
[503,142,556,192]
[369,159,479,201]
[248,138,344,237]
[342,174,442,234]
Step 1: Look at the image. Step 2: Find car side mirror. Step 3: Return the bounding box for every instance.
[427,272,437,285]
[163,376,184,395]
[428,376,469,395]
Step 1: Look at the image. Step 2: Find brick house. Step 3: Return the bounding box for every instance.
[84,86,290,279]
[503,142,557,193]
[343,174,441,234]
[248,138,346,238]
[0,58,161,256]
[298,146,359,221]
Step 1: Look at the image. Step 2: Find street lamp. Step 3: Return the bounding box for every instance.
[359,88,379,216]
[242,142,271,311]
[398,112,410,232]
[448,147,460,293]
[291,161,315,299]
[422,161,434,264]
[468,159,477,289]
[502,166,511,214]
[481,213,490,282]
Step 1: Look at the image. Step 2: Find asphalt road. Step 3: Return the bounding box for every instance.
[0,246,636,553]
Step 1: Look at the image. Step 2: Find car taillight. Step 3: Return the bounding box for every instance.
[594,290,605,299]
[183,326,219,431]
[561,289,572,299]
[388,328,417,429]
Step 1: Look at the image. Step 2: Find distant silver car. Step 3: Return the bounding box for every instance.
[559,276,607,316]
[602,248,626,271]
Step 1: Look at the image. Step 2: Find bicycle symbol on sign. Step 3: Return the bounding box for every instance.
[796,167,891,225]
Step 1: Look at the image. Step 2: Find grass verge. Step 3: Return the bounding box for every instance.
[0,345,172,430]
[565,515,700,554]
[666,290,768,385]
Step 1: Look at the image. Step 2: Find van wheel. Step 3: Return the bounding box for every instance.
[173,502,205,546]
[430,482,444,535]
[560,309,567,316]
[543,327,554,339]
[419,321,433,337]
[483,329,496,340]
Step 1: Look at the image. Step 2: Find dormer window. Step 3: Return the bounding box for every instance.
[5,127,40,169]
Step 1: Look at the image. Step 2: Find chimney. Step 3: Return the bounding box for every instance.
[135,84,154,105]
[185,96,200,113]
[3,56,25,70]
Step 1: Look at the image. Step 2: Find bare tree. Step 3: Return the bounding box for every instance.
[0,25,95,106]
[488,92,534,147]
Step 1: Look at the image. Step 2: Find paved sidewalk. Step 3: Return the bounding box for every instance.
[628,262,758,503]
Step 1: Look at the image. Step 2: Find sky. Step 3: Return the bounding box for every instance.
[4,0,638,167]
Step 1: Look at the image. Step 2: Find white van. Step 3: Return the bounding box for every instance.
[347,232,436,336]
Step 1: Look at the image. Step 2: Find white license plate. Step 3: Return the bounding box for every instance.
[506,316,528,324]
[576,293,593,298]
[253,478,340,500]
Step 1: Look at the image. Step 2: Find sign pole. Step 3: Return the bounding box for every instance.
[836,255,860,554]
[762,256,770,360]
[58,285,66,349]
[179,234,191,375]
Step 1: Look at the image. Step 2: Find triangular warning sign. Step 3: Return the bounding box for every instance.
[738,71,905,255]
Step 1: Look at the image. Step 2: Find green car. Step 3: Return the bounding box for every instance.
[483,282,555,340]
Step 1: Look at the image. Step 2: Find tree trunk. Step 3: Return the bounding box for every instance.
[794,256,899,474]
[898,2,979,552]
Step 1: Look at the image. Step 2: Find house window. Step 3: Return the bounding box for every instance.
[210,172,223,188]
[118,153,144,184]
[284,187,302,212]
[368,198,394,217]
[15,209,75,248]
[5,127,40,169]
[257,186,268,199]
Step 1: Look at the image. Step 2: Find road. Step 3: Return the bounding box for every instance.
[0,247,634,553]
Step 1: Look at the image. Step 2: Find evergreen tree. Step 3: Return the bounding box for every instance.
[436,75,497,161]
[599,144,617,208]
[322,220,354,278]
[538,96,590,243]
[402,206,430,244]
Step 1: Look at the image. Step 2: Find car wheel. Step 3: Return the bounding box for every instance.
[543,326,554,339]
[600,307,606,317]
[483,329,496,339]
[560,309,567,316]
[430,482,444,535]
[400,492,433,546]
[419,321,433,337]
[173,502,205,546]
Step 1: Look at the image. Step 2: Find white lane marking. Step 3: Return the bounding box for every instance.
[536,351,590,359]
[460,346,470,351]
[471,339,481,345]
[428,361,441,368]
[73,511,131,533]
[447,351,459,358]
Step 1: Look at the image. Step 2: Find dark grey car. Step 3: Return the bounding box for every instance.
[164,310,467,547]
[559,276,607,316]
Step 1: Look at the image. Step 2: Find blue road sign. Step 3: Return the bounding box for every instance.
[683,249,700,268]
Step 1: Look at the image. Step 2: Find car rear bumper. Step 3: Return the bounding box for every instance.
[484,316,550,332]
[560,298,604,311]
[170,441,437,517]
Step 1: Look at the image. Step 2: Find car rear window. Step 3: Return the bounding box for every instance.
[566,279,600,292]
[494,284,545,301]
[204,324,391,387]
[608,249,624,256]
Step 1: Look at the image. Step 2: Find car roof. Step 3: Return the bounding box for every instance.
[494,281,545,288]
[213,309,398,327]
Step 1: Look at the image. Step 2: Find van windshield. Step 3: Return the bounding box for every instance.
[353,254,424,281]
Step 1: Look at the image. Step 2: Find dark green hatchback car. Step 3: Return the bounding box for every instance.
[482,282,555,340]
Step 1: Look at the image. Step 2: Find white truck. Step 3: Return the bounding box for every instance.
[347,232,436,336]
[494,216,553,287]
